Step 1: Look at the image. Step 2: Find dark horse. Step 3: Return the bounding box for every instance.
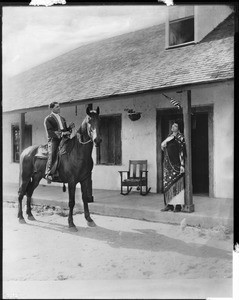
[17,107,102,231]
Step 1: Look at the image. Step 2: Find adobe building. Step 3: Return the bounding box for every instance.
[3,5,234,200]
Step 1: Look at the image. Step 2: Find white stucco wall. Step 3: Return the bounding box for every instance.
[195,5,232,42]
[191,82,233,198]
[2,81,233,198]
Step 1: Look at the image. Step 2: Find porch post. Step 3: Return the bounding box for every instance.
[19,112,25,155]
[182,90,194,212]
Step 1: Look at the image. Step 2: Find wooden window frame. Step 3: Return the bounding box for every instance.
[11,124,32,163]
[168,16,195,48]
[97,114,122,166]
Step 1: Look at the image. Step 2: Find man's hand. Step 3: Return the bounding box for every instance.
[55,131,62,139]
[62,131,71,137]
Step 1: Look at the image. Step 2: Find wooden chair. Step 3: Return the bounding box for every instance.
[119,160,151,196]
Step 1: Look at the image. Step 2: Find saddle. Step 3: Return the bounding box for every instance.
[35,144,48,159]
[35,137,75,181]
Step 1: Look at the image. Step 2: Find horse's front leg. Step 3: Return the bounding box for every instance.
[68,182,78,231]
[18,190,26,224]
[81,176,96,227]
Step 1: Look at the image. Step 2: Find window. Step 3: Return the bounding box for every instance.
[97,115,121,165]
[12,124,32,163]
[169,17,194,46]
[168,5,194,47]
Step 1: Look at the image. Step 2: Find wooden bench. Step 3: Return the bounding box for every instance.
[119,160,151,196]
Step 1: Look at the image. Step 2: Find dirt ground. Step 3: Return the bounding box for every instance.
[2,201,234,299]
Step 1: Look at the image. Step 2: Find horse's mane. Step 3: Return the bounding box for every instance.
[78,116,88,137]
[58,117,88,155]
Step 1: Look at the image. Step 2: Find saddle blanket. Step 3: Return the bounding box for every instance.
[35,137,74,159]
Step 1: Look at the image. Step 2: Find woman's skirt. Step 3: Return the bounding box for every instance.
[163,150,185,209]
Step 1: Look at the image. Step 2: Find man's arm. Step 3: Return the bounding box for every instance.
[44,117,61,139]
[61,117,75,131]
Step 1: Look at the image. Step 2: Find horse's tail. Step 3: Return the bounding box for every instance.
[18,153,24,190]
[63,183,66,192]
[18,145,39,192]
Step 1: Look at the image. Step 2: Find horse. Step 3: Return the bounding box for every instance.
[17,106,102,231]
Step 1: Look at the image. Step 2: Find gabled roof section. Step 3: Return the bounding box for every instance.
[3,13,234,112]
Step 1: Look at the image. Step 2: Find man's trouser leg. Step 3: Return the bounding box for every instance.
[45,139,59,177]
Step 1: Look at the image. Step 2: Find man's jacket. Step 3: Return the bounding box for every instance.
[44,113,69,140]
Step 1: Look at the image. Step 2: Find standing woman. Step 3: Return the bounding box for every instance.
[161,121,186,212]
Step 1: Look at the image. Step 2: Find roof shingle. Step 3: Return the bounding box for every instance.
[3,13,234,112]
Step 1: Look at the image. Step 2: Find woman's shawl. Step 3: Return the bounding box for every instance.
[163,132,186,204]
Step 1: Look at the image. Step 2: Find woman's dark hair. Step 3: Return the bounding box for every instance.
[173,119,184,132]
[49,101,59,109]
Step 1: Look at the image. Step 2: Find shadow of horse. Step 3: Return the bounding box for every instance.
[26,218,232,261]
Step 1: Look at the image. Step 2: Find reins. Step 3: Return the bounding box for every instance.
[79,139,92,145]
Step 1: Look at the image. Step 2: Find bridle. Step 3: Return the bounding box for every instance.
[78,116,94,145]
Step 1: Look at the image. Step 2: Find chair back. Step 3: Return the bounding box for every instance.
[129,160,147,178]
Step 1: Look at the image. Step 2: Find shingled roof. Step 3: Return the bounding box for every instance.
[3,13,234,113]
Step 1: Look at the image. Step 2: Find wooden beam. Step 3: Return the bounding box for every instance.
[208,110,214,198]
[19,113,25,155]
[182,90,194,212]
[156,111,163,193]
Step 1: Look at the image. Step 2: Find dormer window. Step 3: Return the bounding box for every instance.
[167,6,195,48]
[169,16,194,46]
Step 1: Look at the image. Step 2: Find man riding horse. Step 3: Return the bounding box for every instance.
[44,101,75,183]
[17,106,101,229]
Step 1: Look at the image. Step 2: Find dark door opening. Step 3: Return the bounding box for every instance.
[160,111,209,195]
[191,113,209,194]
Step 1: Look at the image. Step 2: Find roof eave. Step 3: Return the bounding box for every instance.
[3,77,234,114]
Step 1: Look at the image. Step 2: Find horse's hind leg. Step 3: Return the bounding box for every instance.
[26,173,42,220]
[18,180,30,224]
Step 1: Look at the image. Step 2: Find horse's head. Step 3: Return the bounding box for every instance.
[85,106,102,147]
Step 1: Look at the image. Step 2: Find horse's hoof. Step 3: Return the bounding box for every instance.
[19,218,26,224]
[87,221,96,227]
[69,226,78,232]
[28,215,36,221]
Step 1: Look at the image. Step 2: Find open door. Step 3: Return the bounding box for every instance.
[157,108,210,195]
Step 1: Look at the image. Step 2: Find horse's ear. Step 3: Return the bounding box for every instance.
[96,107,100,115]
[86,106,91,116]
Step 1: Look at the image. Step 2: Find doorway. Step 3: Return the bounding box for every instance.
[157,107,212,196]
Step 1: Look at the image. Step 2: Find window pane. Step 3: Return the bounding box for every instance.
[114,117,122,165]
[99,118,109,164]
[108,120,116,164]
[97,115,121,165]
[12,124,32,163]
[12,126,20,162]
[169,17,194,46]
